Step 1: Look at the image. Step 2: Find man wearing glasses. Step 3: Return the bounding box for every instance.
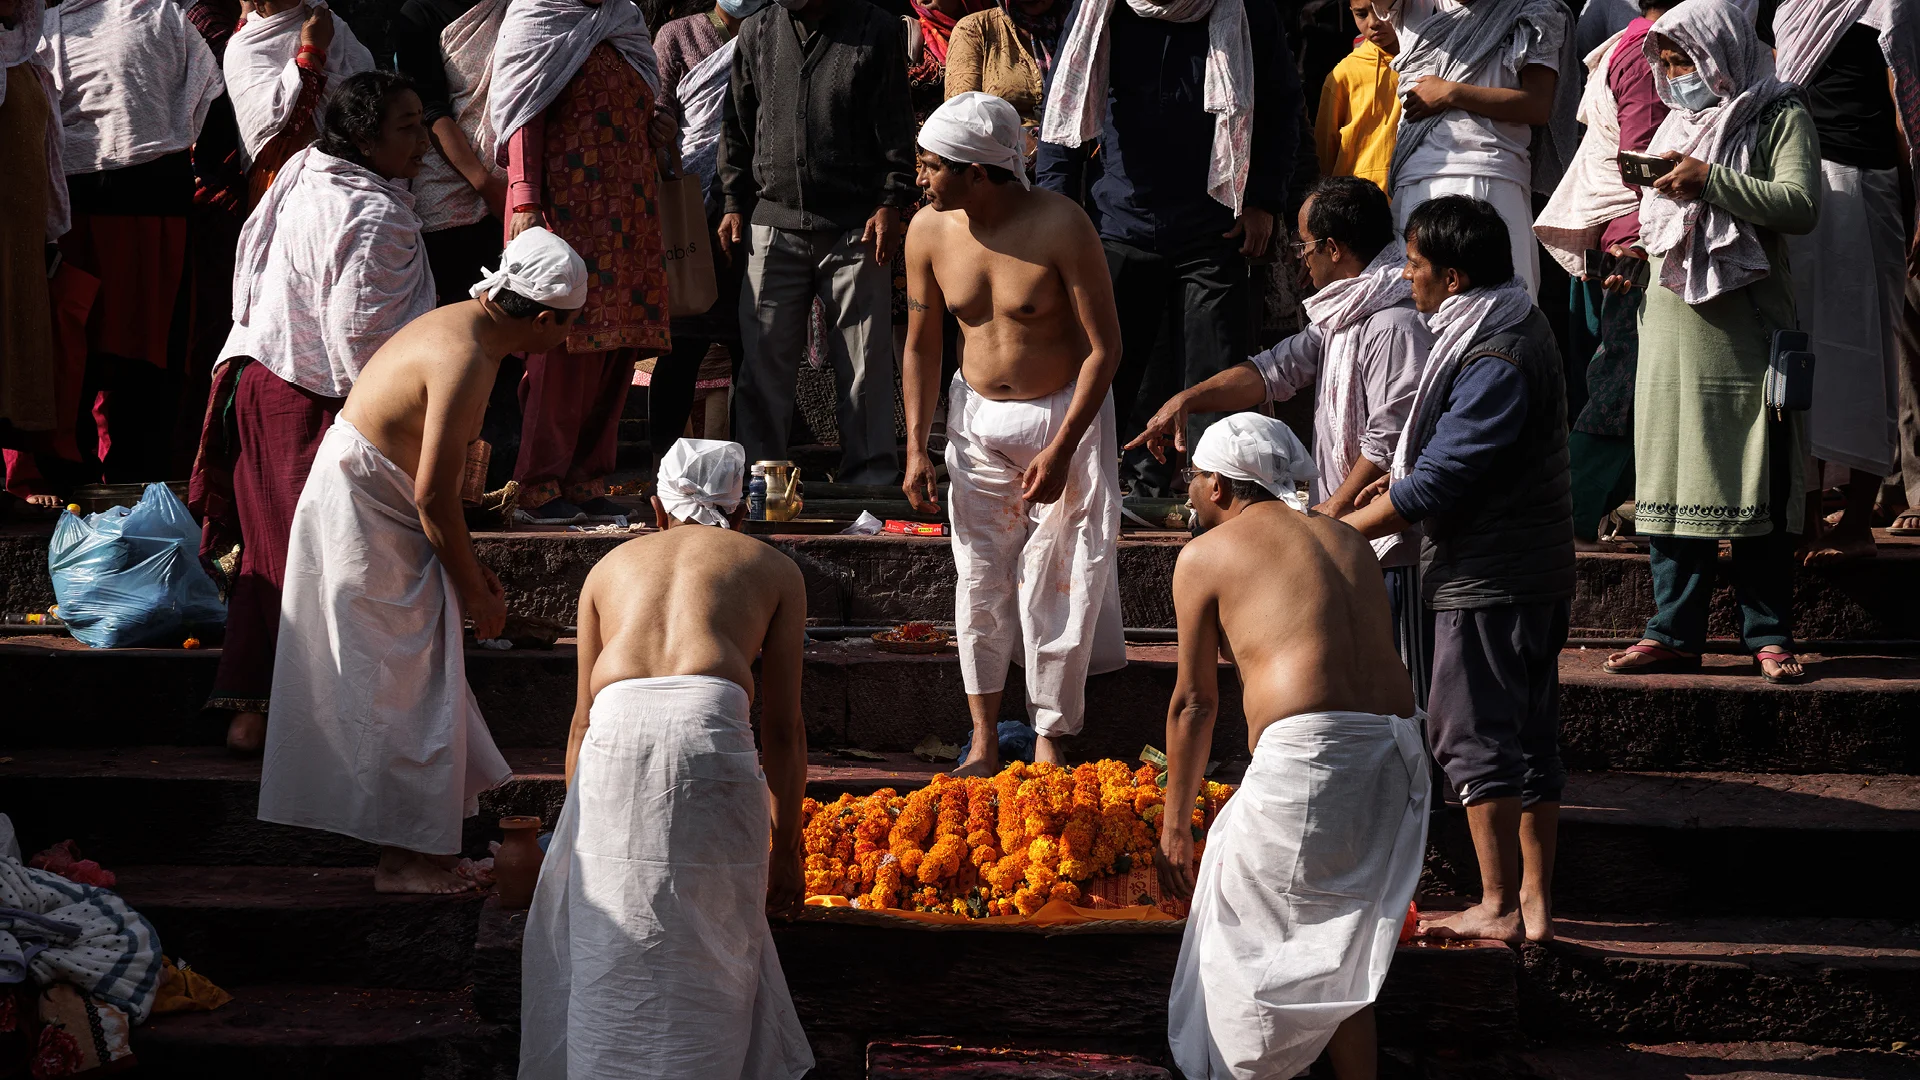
[1128,176,1433,698]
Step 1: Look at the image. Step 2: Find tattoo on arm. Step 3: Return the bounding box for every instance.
[907,296,928,312]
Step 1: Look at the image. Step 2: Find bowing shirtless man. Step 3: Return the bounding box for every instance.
[902,92,1125,773]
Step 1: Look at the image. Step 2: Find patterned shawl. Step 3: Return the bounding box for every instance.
[914,0,995,66]
[1637,0,1795,305]
[489,0,660,147]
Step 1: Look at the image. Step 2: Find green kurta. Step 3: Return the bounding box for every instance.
[1634,98,1819,540]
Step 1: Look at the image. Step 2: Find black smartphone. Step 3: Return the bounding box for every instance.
[1619,151,1676,185]
[1615,256,1650,289]
[1584,249,1614,282]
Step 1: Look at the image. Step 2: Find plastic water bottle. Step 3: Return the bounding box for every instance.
[747,465,768,521]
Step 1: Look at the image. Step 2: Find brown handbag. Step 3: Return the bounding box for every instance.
[658,149,719,318]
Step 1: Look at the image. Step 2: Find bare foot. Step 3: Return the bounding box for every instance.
[1520,891,1554,943]
[1801,527,1877,566]
[1032,734,1066,766]
[374,849,477,895]
[26,494,61,508]
[226,712,266,756]
[1417,901,1524,945]
[950,752,999,778]
[1891,510,1920,535]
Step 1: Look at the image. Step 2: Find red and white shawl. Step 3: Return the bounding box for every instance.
[414,0,512,232]
[224,0,375,165]
[1041,0,1254,215]
[36,0,225,176]
[488,0,660,149]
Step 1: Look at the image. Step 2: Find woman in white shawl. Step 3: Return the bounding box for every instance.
[223,0,374,206]
[1602,0,1819,684]
[193,70,435,753]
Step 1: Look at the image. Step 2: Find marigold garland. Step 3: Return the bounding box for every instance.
[799,760,1233,918]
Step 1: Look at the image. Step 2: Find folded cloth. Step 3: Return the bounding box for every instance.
[224,0,376,165]
[918,91,1031,189]
[944,375,1125,739]
[676,37,736,192]
[656,436,744,527]
[519,675,815,1080]
[258,418,513,855]
[1168,710,1431,1080]
[221,147,437,399]
[35,0,225,176]
[1533,29,1644,276]
[0,857,165,1024]
[1192,411,1317,507]
[488,0,660,148]
[413,0,511,233]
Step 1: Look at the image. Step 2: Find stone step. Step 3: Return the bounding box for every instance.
[470,898,1524,1056]
[865,1040,1172,1079]
[131,984,512,1080]
[1519,1040,1920,1080]
[1520,916,1920,1049]
[7,522,1919,638]
[6,639,1919,775]
[113,865,483,991]
[6,764,1917,919]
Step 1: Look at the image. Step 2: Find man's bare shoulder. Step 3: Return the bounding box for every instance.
[906,202,962,246]
[1026,188,1099,241]
[595,527,800,583]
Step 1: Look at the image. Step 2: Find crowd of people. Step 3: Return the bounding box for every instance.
[0,0,1916,1074]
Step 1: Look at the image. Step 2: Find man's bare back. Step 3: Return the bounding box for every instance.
[912,188,1099,401]
[1184,504,1414,749]
[340,303,500,478]
[576,526,805,707]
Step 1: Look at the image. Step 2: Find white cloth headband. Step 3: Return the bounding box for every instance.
[470,226,587,309]
[657,438,745,528]
[917,91,1031,189]
[1192,412,1317,509]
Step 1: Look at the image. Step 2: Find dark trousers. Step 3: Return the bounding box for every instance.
[1427,600,1570,807]
[1568,430,1634,541]
[1383,564,1434,709]
[1104,237,1248,496]
[1644,415,1796,653]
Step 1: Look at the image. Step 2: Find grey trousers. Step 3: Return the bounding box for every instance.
[734,224,898,483]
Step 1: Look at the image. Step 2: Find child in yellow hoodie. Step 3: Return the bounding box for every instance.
[1315,0,1401,194]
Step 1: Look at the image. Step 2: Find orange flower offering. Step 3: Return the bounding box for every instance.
[182,637,203,650]
[800,761,1235,917]
[894,621,938,641]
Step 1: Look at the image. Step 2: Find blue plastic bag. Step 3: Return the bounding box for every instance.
[49,484,226,649]
[955,720,1037,766]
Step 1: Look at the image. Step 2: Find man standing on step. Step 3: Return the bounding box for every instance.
[1159,412,1430,1080]
[519,437,814,1080]
[900,93,1126,773]
[1343,196,1574,944]
[257,228,587,895]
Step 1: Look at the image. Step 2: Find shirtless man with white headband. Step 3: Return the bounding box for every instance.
[258,227,587,895]
[901,91,1126,773]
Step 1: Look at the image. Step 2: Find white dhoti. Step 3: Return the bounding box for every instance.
[519,676,814,1080]
[257,418,512,855]
[944,374,1125,738]
[1169,711,1432,1080]
[1789,161,1904,478]
[1394,174,1541,298]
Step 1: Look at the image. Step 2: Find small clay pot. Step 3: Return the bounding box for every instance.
[494,815,545,910]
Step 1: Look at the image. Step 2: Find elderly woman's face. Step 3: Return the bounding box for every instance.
[1655,38,1697,78]
[363,89,431,181]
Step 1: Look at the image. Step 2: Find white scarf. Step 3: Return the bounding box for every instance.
[224,148,435,396]
[677,36,735,189]
[1533,28,1643,275]
[225,0,376,165]
[1,0,68,240]
[1772,0,1872,84]
[1392,279,1534,478]
[1301,242,1413,496]
[489,0,661,148]
[37,0,225,176]
[1638,0,1795,305]
[1041,0,1254,214]
[414,0,512,232]
[1388,0,1582,195]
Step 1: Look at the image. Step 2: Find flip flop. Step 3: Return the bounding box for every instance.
[1603,641,1701,675]
[1755,646,1807,685]
[1888,512,1920,537]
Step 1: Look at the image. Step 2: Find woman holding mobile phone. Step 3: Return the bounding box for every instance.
[1600,0,1820,684]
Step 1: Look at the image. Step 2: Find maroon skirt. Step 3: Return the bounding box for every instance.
[190,360,341,713]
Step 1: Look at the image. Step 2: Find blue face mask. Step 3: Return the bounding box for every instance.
[1667,71,1720,112]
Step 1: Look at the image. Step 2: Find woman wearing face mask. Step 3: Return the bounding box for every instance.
[1601,0,1819,684]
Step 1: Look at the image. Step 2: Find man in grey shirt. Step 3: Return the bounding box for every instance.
[717,0,917,483]
[1129,176,1434,698]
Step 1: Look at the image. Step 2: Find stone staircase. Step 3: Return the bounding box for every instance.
[1,524,1917,1078]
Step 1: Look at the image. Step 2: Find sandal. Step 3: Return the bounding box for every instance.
[1755,646,1807,685]
[1603,641,1702,675]
[1889,511,1920,537]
